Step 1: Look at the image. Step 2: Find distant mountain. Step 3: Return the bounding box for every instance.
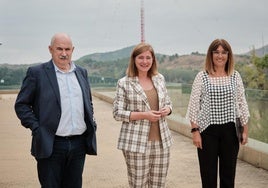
[244,44,268,57]
[78,44,261,64]
[74,45,250,79]
[79,45,135,62]
[0,45,252,87]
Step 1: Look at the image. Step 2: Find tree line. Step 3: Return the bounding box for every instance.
[0,54,267,91]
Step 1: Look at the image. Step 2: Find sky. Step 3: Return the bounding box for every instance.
[0,0,268,64]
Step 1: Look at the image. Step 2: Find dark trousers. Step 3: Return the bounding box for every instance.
[198,122,239,188]
[36,135,86,188]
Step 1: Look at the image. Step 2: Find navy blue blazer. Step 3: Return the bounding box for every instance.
[15,60,97,159]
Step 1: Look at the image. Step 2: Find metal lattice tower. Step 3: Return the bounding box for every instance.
[140,0,145,43]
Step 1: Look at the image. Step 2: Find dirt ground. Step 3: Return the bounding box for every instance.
[1,94,268,188]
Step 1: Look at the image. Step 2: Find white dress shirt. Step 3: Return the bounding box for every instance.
[53,62,87,136]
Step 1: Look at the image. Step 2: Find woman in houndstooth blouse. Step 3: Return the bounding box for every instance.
[186,39,250,188]
[113,43,173,187]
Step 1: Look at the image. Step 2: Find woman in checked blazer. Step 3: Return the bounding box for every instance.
[113,43,173,188]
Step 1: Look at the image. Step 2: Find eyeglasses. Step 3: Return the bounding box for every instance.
[212,51,228,56]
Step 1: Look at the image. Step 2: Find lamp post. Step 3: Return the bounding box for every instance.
[0,43,3,84]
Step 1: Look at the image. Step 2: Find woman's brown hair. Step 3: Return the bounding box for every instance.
[126,43,158,77]
[205,39,234,76]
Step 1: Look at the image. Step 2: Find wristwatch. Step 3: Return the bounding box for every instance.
[191,127,199,133]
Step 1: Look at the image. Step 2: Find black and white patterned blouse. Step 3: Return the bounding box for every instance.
[186,71,250,132]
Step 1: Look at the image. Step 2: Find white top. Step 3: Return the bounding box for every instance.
[186,71,250,132]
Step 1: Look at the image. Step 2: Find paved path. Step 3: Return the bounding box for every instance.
[1,94,268,187]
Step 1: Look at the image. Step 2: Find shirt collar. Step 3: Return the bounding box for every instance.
[53,61,76,73]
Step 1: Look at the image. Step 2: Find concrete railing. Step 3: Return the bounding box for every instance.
[92,90,268,171]
[2,89,267,171]
[166,116,268,171]
[0,89,19,94]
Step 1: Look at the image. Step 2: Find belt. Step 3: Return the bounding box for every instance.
[55,134,83,140]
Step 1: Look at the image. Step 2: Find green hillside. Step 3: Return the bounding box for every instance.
[1,45,268,90]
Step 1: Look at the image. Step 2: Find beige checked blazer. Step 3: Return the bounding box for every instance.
[113,73,173,153]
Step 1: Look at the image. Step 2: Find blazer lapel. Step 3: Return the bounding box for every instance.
[44,61,61,105]
[152,75,165,109]
[129,77,151,110]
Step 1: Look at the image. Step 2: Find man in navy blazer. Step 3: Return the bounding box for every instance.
[15,33,97,188]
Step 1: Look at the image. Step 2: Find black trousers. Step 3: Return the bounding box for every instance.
[36,135,86,188]
[197,122,239,188]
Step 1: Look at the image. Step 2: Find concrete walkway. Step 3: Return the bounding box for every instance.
[1,94,268,187]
